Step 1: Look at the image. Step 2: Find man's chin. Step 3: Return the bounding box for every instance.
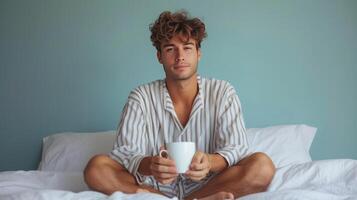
[172,73,196,81]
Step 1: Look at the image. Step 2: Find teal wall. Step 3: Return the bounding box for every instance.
[1,0,356,171]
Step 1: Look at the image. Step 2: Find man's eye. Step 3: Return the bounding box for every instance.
[166,48,173,52]
[184,47,193,50]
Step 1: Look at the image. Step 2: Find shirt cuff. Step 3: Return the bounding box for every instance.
[130,155,149,185]
[215,149,235,167]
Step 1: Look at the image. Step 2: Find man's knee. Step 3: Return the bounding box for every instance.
[241,152,276,191]
[84,154,123,184]
[84,155,105,181]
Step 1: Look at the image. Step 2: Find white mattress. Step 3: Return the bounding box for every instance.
[1,159,357,200]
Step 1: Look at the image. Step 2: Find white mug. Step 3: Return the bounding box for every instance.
[159,142,196,173]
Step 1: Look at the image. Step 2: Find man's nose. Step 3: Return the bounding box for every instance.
[175,48,185,62]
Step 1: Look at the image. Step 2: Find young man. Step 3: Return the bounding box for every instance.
[84,11,275,200]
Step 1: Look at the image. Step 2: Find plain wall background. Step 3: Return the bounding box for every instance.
[1,0,356,171]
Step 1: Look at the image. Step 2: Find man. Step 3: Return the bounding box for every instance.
[84,11,275,200]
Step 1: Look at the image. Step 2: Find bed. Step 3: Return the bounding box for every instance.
[1,124,356,200]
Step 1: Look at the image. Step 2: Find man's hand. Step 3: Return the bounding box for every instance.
[185,151,211,181]
[150,147,178,184]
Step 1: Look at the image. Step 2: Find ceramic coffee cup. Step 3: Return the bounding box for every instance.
[159,142,196,173]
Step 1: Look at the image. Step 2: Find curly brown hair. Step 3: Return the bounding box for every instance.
[150,11,207,51]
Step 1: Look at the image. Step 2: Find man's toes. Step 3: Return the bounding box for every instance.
[199,191,234,200]
[219,191,234,200]
[136,188,150,193]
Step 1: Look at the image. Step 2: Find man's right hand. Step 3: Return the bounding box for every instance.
[150,155,178,184]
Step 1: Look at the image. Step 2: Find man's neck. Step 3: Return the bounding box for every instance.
[165,75,198,106]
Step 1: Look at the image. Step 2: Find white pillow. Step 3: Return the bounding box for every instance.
[247,124,317,168]
[38,130,116,172]
[39,124,316,172]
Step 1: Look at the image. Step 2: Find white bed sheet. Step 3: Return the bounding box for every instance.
[1,159,356,200]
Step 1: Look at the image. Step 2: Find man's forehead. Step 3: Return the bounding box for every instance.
[162,35,197,46]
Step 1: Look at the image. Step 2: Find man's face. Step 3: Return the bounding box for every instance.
[157,35,201,81]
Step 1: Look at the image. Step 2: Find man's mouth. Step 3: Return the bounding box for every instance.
[174,64,189,69]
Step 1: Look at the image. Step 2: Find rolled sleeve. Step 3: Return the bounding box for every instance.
[215,92,249,166]
[109,98,150,185]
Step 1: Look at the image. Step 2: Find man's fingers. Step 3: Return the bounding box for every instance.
[188,176,202,182]
[191,152,203,164]
[158,177,177,185]
[152,170,178,179]
[151,156,178,174]
[190,162,209,171]
[186,169,208,179]
[151,155,179,184]
[187,170,206,177]
[186,173,205,182]
[186,153,211,182]
[151,163,177,174]
[152,156,176,166]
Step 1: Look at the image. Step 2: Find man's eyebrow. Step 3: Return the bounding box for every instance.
[184,42,195,46]
[163,44,174,48]
[163,42,195,48]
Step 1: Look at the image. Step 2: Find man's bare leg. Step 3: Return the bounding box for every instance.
[84,153,274,200]
[83,154,163,195]
[185,152,275,200]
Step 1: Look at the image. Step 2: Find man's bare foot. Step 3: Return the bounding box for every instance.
[198,191,234,200]
[135,188,150,193]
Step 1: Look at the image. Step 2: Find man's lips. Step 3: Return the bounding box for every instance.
[174,64,189,69]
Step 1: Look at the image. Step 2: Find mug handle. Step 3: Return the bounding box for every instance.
[159,149,169,158]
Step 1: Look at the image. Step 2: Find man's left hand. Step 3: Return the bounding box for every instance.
[185,151,211,181]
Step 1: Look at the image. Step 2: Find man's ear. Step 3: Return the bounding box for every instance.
[198,48,201,61]
[157,51,162,64]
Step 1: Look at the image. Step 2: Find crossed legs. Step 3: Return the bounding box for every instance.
[84,152,275,199]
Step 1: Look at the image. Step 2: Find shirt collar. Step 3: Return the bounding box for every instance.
[162,75,204,113]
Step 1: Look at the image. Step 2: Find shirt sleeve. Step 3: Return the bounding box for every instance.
[109,96,149,185]
[214,87,250,167]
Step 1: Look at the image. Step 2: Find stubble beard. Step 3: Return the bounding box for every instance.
[168,66,197,81]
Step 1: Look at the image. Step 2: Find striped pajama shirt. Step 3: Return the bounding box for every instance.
[109,76,250,199]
